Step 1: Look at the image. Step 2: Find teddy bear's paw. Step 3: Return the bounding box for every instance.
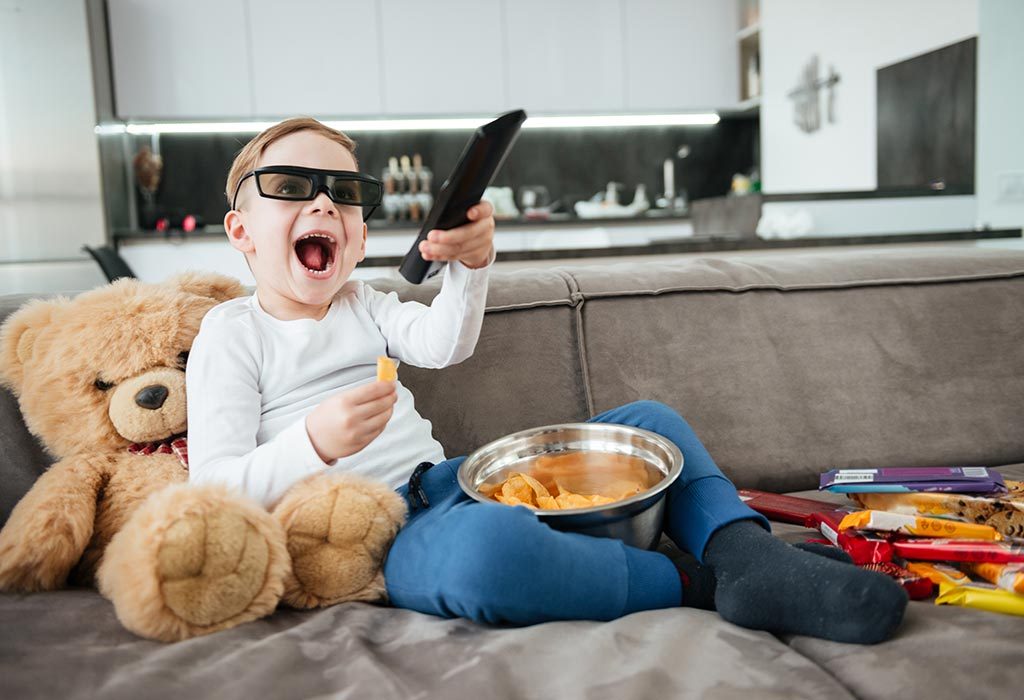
[98,485,290,642]
[273,473,407,609]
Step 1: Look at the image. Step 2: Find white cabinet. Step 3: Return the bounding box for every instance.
[107,0,740,119]
[108,0,253,119]
[248,0,383,116]
[504,0,625,114]
[378,0,506,115]
[623,0,739,110]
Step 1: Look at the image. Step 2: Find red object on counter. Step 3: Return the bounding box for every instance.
[890,538,1024,564]
[155,217,170,232]
[860,562,934,600]
[182,214,197,232]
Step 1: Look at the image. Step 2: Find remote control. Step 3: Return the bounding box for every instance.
[398,109,527,283]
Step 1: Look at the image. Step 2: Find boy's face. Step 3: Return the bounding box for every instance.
[225,130,367,315]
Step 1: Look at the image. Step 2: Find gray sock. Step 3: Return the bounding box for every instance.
[704,521,908,644]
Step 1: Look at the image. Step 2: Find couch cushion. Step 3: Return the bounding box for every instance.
[0,293,61,526]
[570,248,1024,491]
[371,267,591,460]
[0,581,852,700]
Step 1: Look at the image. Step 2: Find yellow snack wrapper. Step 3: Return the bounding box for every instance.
[964,562,1024,595]
[377,356,397,381]
[849,481,1024,539]
[837,510,1000,540]
[936,581,1024,616]
[905,561,970,587]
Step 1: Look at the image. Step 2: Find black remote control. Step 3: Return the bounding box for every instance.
[398,109,527,283]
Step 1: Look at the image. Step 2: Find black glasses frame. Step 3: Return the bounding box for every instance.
[232,165,384,221]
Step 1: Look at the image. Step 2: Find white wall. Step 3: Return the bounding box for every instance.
[760,0,977,193]
[0,0,106,258]
[0,0,106,292]
[759,195,977,237]
[976,0,1024,230]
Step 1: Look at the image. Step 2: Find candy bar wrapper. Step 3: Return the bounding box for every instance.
[848,482,1024,539]
[905,561,971,587]
[819,467,1006,494]
[859,562,934,600]
[736,489,848,527]
[810,510,894,564]
[890,538,1024,564]
[936,581,1024,617]
[838,510,1000,540]
[963,562,1024,595]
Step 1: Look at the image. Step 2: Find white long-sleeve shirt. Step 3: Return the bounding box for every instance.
[186,261,489,508]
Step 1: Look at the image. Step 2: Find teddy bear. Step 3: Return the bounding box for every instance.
[0,272,406,642]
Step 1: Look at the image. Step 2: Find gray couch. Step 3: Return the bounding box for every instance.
[2,247,1024,699]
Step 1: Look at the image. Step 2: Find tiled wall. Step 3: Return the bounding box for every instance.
[126,117,757,230]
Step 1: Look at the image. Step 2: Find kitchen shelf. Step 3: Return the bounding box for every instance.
[736,22,760,41]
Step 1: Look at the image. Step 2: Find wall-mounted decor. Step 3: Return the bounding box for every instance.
[788,55,841,133]
[876,37,976,193]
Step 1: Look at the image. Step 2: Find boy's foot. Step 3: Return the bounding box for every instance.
[675,540,854,611]
[792,541,854,563]
[704,520,908,644]
[674,554,717,610]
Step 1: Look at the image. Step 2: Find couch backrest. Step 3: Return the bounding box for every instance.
[3,247,1024,525]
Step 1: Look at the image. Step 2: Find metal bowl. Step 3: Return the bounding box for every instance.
[458,423,683,550]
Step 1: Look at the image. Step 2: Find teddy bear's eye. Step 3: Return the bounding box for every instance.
[94,378,114,392]
[177,350,190,367]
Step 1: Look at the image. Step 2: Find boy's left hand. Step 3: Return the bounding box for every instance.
[418,201,495,269]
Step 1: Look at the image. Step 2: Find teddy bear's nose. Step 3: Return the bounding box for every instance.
[135,385,169,410]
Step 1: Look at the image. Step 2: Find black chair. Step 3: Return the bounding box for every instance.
[82,245,136,282]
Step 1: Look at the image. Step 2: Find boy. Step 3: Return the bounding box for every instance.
[188,118,907,644]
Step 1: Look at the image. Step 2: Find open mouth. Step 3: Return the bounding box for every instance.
[294,232,338,277]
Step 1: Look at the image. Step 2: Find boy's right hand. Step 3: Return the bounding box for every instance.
[305,380,398,463]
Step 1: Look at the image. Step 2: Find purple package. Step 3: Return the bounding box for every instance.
[819,467,1006,494]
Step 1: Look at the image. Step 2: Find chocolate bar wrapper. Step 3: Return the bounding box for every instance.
[936,581,1024,616]
[859,562,934,600]
[736,489,848,527]
[820,467,1005,494]
[964,562,1024,595]
[848,482,1024,539]
[905,561,971,587]
[811,510,894,564]
[891,538,1024,564]
[838,510,1000,540]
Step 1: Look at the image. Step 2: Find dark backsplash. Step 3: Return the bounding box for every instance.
[132,117,757,229]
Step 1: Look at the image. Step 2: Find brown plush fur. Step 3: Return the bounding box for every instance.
[273,473,407,608]
[0,272,408,642]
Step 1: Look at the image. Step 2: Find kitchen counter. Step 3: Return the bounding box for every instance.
[111,209,692,245]
[113,220,1021,285]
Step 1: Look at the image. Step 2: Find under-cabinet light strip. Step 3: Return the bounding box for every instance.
[95,112,720,136]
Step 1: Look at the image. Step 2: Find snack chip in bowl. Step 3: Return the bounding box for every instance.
[479,452,655,510]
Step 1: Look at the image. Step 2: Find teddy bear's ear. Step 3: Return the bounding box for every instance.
[0,297,67,393]
[168,272,246,303]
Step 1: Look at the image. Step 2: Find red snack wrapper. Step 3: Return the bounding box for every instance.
[891,538,1024,564]
[810,510,894,564]
[860,562,935,600]
[737,489,847,527]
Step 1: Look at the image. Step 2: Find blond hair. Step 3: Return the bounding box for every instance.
[225,117,358,208]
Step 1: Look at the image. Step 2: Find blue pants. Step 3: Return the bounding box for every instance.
[384,401,769,625]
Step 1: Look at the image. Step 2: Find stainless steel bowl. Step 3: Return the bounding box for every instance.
[458,423,683,550]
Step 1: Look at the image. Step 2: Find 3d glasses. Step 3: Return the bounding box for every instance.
[232,165,383,221]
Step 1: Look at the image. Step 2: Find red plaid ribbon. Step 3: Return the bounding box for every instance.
[127,436,188,469]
